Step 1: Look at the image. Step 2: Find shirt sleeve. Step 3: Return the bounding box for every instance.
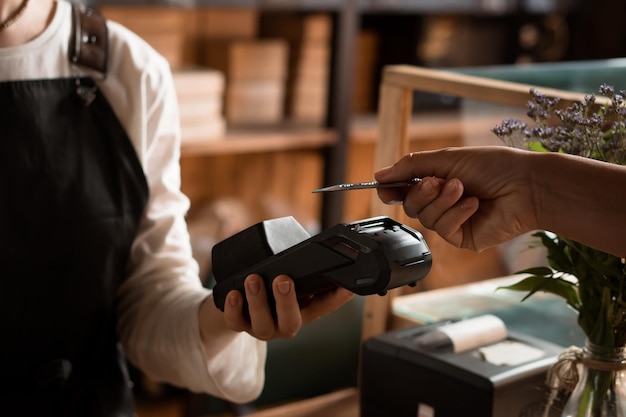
[102,21,267,403]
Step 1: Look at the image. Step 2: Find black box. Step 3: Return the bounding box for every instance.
[360,323,564,417]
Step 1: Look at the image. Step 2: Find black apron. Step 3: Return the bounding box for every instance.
[0,7,149,415]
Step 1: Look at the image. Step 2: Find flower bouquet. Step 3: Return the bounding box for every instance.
[492,85,626,416]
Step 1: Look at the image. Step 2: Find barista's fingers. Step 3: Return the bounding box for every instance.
[272,275,302,338]
[222,289,248,333]
[244,274,277,340]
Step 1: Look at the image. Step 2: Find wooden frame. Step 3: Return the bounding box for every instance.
[361,64,600,341]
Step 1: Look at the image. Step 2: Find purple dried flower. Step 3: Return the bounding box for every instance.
[491,118,527,138]
[599,83,614,96]
[527,102,550,121]
[582,94,596,107]
[493,84,626,165]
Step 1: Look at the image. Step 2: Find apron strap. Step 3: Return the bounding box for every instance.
[69,2,108,76]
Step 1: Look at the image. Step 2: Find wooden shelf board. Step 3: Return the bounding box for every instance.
[350,110,510,144]
[181,110,507,157]
[181,125,337,157]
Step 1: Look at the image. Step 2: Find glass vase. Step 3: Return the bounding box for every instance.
[561,340,626,417]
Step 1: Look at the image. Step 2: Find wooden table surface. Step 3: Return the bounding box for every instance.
[246,388,359,417]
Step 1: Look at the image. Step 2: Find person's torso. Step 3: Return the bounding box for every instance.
[0,3,149,415]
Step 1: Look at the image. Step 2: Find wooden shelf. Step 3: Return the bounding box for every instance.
[98,0,576,13]
[351,112,457,144]
[180,110,506,157]
[181,125,336,157]
[259,0,345,11]
[349,110,507,144]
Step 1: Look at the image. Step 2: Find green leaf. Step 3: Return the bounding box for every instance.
[497,275,580,309]
[527,141,547,152]
[515,266,553,277]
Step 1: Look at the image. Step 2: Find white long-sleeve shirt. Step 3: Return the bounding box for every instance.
[0,0,265,403]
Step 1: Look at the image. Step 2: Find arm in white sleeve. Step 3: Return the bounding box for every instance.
[104,22,266,403]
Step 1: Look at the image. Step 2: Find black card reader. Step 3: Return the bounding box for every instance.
[211,216,432,312]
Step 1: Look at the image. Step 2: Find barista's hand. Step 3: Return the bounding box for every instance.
[223,274,354,340]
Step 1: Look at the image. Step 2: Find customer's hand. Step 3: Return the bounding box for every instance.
[374,146,538,252]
